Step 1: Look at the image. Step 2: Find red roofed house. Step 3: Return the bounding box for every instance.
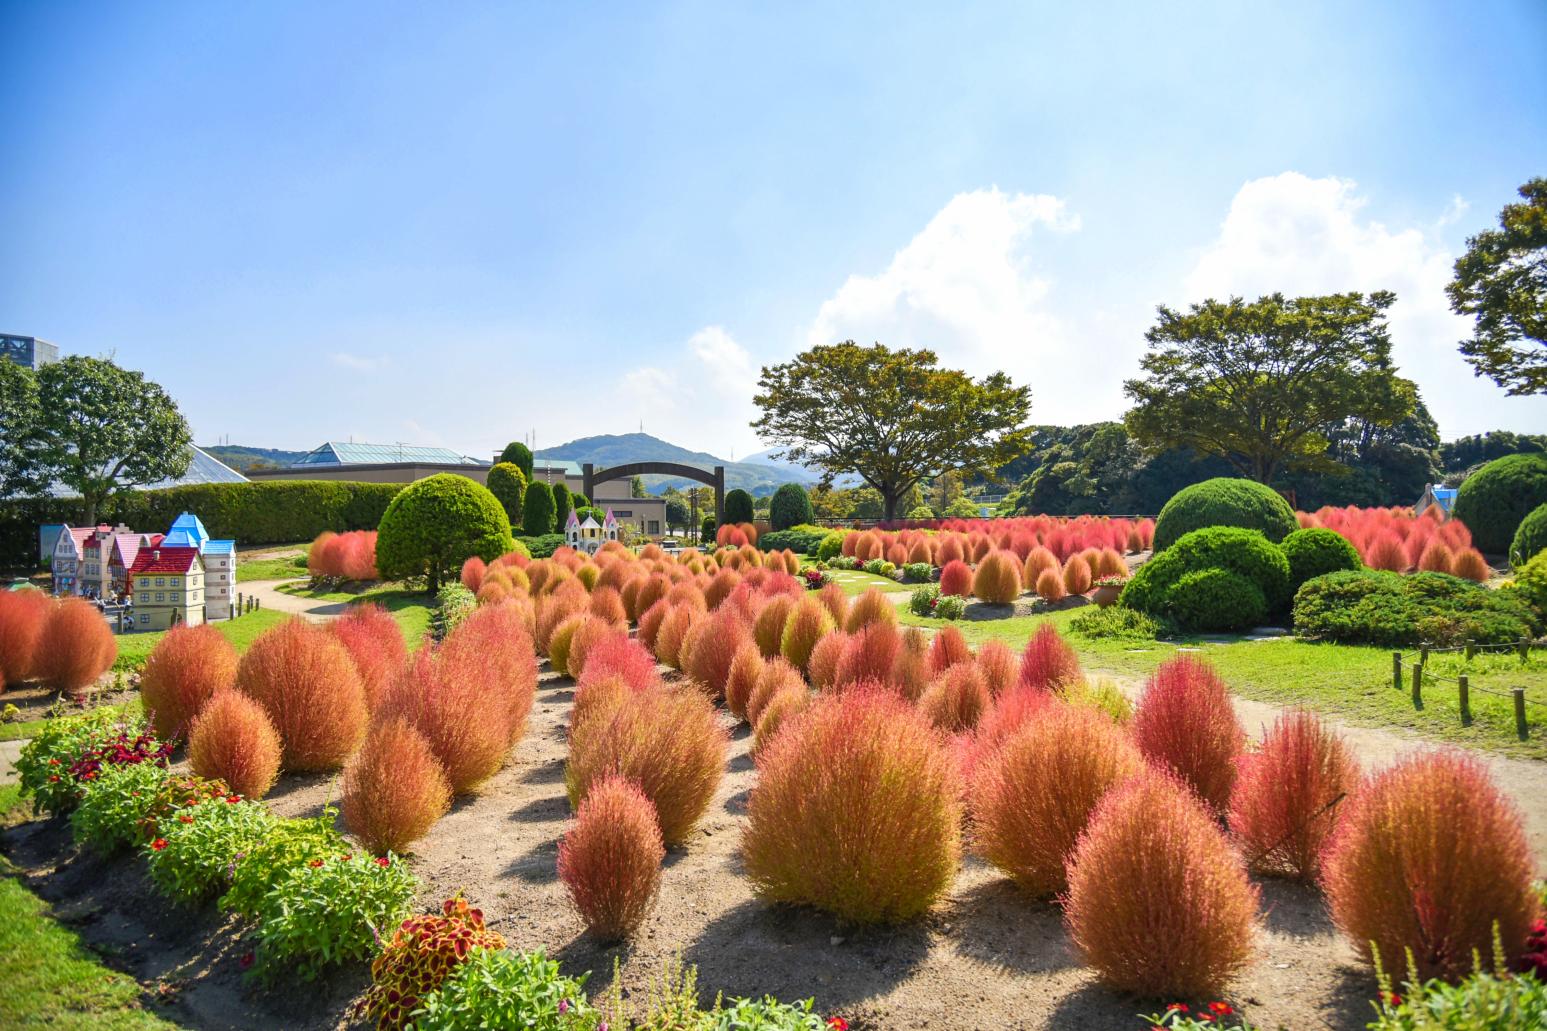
[127,545,206,630]
[108,532,162,598]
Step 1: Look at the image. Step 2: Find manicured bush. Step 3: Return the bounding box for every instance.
[724,488,755,525]
[939,559,973,597]
[845,587,898,632]
[343,716,452,854]
[187,690,282,799]
[1120,525,1292,627]
[1153,476,1297,552]
[1228,709,1358,881]
[1321,750,1538,981]
[742,688,961,923]
[974,704,1145,897]
[1034,566,1067,602]
[411,948,599,1031]
[558,774,664,941]
[234,618,369,771]
[1281,526,1362,598]
[361,896,508,1031]
[1165,567,1268,633]
[779,596,835,674]
[972,550,1022,604]
[327,603,407,710]
[376,474,514,592]
[565,686,727,846]
[138,623,239,740]
[143,795,276,906]
[34,596,116,695]
[768,483,814,531]
[439,602,538,745]
[1132,655,1245,815]
[70,760,170,855]
[1293,568,1537,647]
[1062,554,1093,596]
[0,587,49,687]
[485,461,528,525]
[1452,452,1547,555]
[1065,770,1259,997]
[378,647,509,794]
[1511,501,1547,569]
[1018,623,1081,691]
[920,663,990,733]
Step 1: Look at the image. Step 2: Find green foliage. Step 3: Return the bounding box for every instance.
[815,531,849,562]
[430,583,478,643]
[907,505,935,519]
[0,359,47,498]
[1165,568,1268,632]
[516,533,564,559]
[412,948,597,1030]
[486,462,528,525]
[909,584,940,616]
[1440,432,1547,476]
[1281,527,1364,596]
[1125,292,1413,484]
[361,896,508,1031]
[944,496,981,518]
[251,852,417,981]
[1510,549,1547,622]
[1292,569,1538,647]
[1453,452,1547,554]
[701,516,716,542]
[223,812,350,919]
[523,481,557,536]
[552,483,573,532]
[1446,177,1547,397]
[16,707,136,817]
[1370,938,1547,1029]
[1511,502,1547,570]
[665,494,691,532]
[1152,477,1298,552]
[138,773,232,840]
[768,483,813,530]
[700,996,827,1030]
[862,558,895,576]
[70,761,171,856]
[1121,526,1291,631]
[1069,605,1165,641]
[143,796,275,906]
[376,474,513,592]
[902,562,934,583]
[498,441,535,480]
[757,527,827,554]
[1141,1004,1255,1030]
[934,594,967,619]
[724,489,755,525]
[753,341,1032,520]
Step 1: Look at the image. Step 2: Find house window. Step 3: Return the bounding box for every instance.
[648,520,661,534]
[139,594,149,604]
[615,510,633,518]
[139,614,150,625]
[155,577,165,586]
[156,593,164,602]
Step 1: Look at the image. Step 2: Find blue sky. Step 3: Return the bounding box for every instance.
[3,1,1544,461]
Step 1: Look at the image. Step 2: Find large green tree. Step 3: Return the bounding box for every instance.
[665,494,690,534]
[752,342,1032,520]
[485,462,527,525]
[35,356,193,525]
[1124,292,1411,485]
[0,360,49,498]
[1447,177,1547,396]
[375,473,513,592]
[498,441,535,479]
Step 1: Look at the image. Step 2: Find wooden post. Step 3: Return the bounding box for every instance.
[1411,662,1423,708]
[1464,642,1476,662]
[1458,674,1470,724]
[1393,652,1402,691]
[1419,646,1430,668]
[1514,688,1528,739]
[1520,639,1531,662]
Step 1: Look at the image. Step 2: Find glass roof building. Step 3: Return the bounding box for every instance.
[294,442,488,467]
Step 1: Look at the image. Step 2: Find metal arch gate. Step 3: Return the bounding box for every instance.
[581,462,725,525]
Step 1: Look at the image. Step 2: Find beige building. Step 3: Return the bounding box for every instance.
[127,546,206,630]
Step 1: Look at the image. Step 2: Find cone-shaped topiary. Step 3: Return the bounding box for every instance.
[377,473,514,591]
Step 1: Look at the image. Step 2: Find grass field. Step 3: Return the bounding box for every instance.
[110,608,291,673]
[275,582,435,648]
[236,553,309,582]
[824,569,914,595]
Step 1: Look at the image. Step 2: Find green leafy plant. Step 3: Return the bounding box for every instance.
[138,773,231,840]
[223,811,350,919]
[431,583,477,642]
[1369,939,1547,1029]
[1281,526,1363,596]
[701,996,829,1030]
[69,760,171,855]
[377,473,514,592]
[1069,604,1165,641]
[933,594,966,620]
[815,531,849,562]
[1452,452,1547,555]
[908,584,940,617]
[1140,1002,1255,1030]
[1150,477,1299,552]
[757,527,827,555]
[768,483,814,532]
[1293,569,1537,646]
[143,795,275,906]
[1120,526,1291,628]
[251,851,417,981]
[16,707,148,817]
[901,562,933,583]
[411,948,597,1030]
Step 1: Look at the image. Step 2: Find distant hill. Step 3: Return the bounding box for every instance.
[537,433,814,495]
[202,444,308,472]
[743,446,860,488]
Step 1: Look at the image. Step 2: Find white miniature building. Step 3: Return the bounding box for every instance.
[564,508,620,555]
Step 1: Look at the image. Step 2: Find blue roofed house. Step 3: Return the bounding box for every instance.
[162,512,238,619]
[1415,484,1459,519]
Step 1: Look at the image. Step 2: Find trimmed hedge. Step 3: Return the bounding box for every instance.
[1152,477,1298,553]
[769,483,814,531]
[515,533,564,559]
[1293,569,1538,647]
[1120,526,1291,632]
[1281,527,1363,597]
[376,474,513,591]
[724,489,755,526]
[1452,452,1547,555]
[1165,568,1268,633]
[758,526,827,555]
[1510,501,1547,570]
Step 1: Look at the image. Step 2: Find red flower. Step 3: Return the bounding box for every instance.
[1209,1002,1234,1016]
[48,774,60,783]
[48,758,59,766]
[225,795,241,804]
[309,859,325,868]
[827,1019,848,1031]
[178,814,194,824]
[150,838,168,851]
[376,857,391,868]
[1383,991,1402,1007]
[1167,1004,1189,1013]
[340,853,353,862]
[239,951,254,970]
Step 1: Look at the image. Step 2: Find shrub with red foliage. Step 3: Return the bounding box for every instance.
[752,595,797,658]
[653,604,700,669]
[1034,567,1066,602]
[1228,710,1358,881]
[974,640,1016,697]
[1416,540,1454,574]
[705,568,742,610]
[1062,554,1093,596]
[187,690,282,799]
[1321,750,1538,981]
[1018,623,1081,692]
[460,556,486,592]
[920,663,991,733]
[327,604,407,711]
[566,617,624,682]
[1022,547,1059,588]
[742,687,961,923]
[578,636,660,694]
[753,684,809,755]
[816,583,850,627]
[376,647,507,794]
[34,596,116,695]
[637,599,671,651]
[547,613,589,677]
[558,774,664,941]
[834,623,900,690]
[928,625,972,675]
[939,560,973,598]
[1095,548,1127,578]
[0,588,50,688]
[1065,770,1259,997]
[308,529,379,581]
[845,588,898,633]
[235,618,368,771]
[959,688,1056,784]
[571,673,634,740]
[439,603,538,746]
[779,596,835,674]
[535,584,589,654]
[1132,655,1245,815]
[629,574,671,623]
[724,644,765,720]
[973,704,1144,897]
[565,685,727,845]
[139,623,239,740]
[685,608,754,698]
[342,716,452,854]
[806,631,849,693]
[588,585,627,626]
[891,629,930,701]
[747,658,804,727]
[1450,547,1490,582]
[1366,533,1410,572]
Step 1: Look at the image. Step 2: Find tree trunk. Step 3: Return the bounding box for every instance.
[83,495,98,528]
[883,489,899,522]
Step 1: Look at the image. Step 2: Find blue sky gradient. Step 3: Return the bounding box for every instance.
[3,1,1544,459]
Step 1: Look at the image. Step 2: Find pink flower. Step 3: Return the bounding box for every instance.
[376,857,391,868]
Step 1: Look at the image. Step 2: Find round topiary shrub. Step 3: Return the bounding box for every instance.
[1165,568,1268,633]
[485,462,528,525]
[1453,452,1547,556]
[723,488,755,526]
[235,618,369,772]
[1120,526,1292,629]
[187,690,282,799]
[742,687,961,923]
[376,474,514,591]
[1511,501,1547,570]
[1152,477,1297,553]
[768,483,813,531]
[521,481,556,536]
[1281,527,1363,598]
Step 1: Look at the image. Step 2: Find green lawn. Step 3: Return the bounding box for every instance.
[275,583,435,648]
[111,609,291,673]
[236,553,309,582]
[825,569,914,596]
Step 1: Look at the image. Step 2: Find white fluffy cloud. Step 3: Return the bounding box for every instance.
[612,326,764,459]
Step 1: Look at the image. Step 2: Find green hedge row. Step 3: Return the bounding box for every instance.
[0,480,404,568]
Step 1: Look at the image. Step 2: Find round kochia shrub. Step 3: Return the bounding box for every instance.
[378,647,509,795]
[1453,452,1547,555]
[438,602,538,747]
[376,473,515,591]
[187,691,282,799]
[35,596,116,695]
[0,588,50,688]
[741,687,961,924]
[233,618,368,771]
[1065,770,1259,998]
[972,550,1022,604]
[138,623,239,740]
[1119,525,1291,628]
[1512,501,1547,569]
[326,604,406,711]
[559,774,664,941]
[1321,750,1539,981]
[1132,655,1244,815]
[342,716,452,855]
[1018,623,1081,691]
[1281,526,1363,597]
[779,596,835,674]
[939,560,973,598]
[973,703,1144,898]
[1152,476,1298,553]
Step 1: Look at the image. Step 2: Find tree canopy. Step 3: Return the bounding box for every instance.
[752,341,1032,520]
[1447,177,1547,396]
[375,473,513,592]
[485,462,527,525]
[0,360,49,499]
[498,441,534,479]
[1124,292,1412,485]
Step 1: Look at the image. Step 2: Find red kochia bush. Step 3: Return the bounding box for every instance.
[833,623,900,690]
[459,555,486,592]
[34,596,116,695]
[139,623,239,740]
[377,647,507,794]
[1321,750,1538,981]
[1450,547,1490,582]
[1062,555,1093,596]
[845,589,898,633]
[891,629,930,701]
[1065,770,1259,997]
[742,687,962,923]
[1132,655,1245,815]
[724,644,765,721]
[752,683,809,756]
[973,704,1144,897]
[439,603,538,747]
[1034,567,1067,602]
[752,595,796,658]
[806,631,848,693]
[565,686,727,846]
[566,617,623,682]
[327,604,407,711]
[960,687,1056,783]
[578,636,660,694]
[920,663,990,733]
[342,716,452,855]
[746,658,804,728]
[187,690,282,799]
[685,608,753,698]
[972,551,1022,604]
[1229,710,1359,881]
[928,625,972,675]
[235,618,368,771]
[0,588,50,688]
[939,560,973,598]
[1018,623,1080,691]
[559,774,664,941]
[974,639,1016,697]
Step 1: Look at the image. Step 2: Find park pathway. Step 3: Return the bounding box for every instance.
[236,578,350,622]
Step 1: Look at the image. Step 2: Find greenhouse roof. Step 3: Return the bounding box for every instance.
[293,441,488,467]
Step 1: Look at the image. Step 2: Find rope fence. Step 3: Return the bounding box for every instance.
[1390,638,1545,740]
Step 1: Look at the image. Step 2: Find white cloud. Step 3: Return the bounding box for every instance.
[611,326,764,459]
[330,351,384,372]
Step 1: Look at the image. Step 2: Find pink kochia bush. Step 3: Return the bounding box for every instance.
[0,588,50,688]
[234,618,367,771]
[138,623,239,740]
[741,687,962,924]
[1228,710,1359,881]
[326,604,407,711]
[558,774,664,941]
[308,529,379,581]
[1018,623,1081,692]
[379,646,510,795]
[187,690,283,799]
[1132,655,1245,815]
[437,603,538,747]
[1065,770,1260,998]
[1320,750,1539,981]
[939,560,973,598]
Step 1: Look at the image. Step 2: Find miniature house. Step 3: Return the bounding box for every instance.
[1415,484,1458,520]
[564,508,620,555]
[127,545,206,630]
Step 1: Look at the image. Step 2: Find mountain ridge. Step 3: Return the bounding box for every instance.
[537,432,815,494]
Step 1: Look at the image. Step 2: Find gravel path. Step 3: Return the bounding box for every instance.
[235,578,348,622]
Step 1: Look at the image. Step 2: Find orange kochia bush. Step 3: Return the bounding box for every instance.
[34,596,116,695]
[378,646,510,795]
[233,618,368,771]
[1132,655,1245,815]
[187,690,283,799]
[438,602,538,747]
[327,604,407,710]
[139,622,239,740]
[0,588,50,688]
[343,717,453,856]
[558,774,665,941]
[972,550,1022,604]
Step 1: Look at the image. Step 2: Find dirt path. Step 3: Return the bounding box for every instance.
[236,579,349,622]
